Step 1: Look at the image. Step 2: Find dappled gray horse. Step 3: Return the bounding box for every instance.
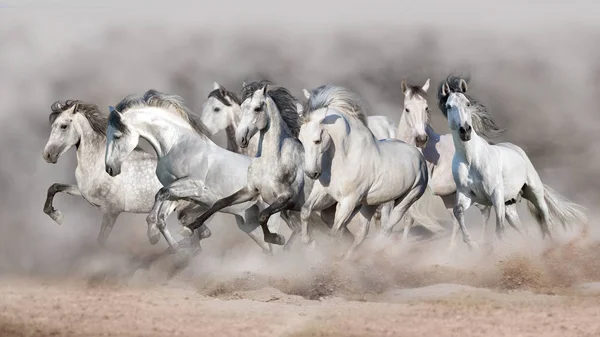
[42,100,207,247]
[104,90,278,253]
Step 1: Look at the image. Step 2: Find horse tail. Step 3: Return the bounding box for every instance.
[406,185,445,234]
[526,184,588,232]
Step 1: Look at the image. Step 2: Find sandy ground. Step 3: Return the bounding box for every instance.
[1,226,600,337]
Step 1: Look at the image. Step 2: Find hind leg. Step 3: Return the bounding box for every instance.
[522,184,552,238]
[380,186,424,242]
[505,204,526,237]
[235,211,273,255]
[490,189,506,241]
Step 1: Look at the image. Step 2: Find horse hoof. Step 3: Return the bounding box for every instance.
[467,241,480,251]
[148,226,160,245]
[198,226,212,239]
[49,211,63,225]
[265,233,285,246]
[179,226,193,238]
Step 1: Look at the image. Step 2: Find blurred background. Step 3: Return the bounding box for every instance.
[0,1,599,276]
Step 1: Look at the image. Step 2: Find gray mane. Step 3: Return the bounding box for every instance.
[302,84,369,126]
[114,89,210,138]
[50,100,108,137]
[437,75,505,141]
[208,86,242,106]
[242,80,300,138]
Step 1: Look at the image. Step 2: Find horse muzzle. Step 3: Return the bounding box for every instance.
[459,125,472,142]
[415,134,429,148]
[42,150,58,164]
[105,164,121,177]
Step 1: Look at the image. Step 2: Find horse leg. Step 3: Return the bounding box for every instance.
[490,189,506,241]
[453,191,478,250]
[475,204,492,243]
[301,189,333,245]
[321,205,354,244]
[344,204,377,259]
[43,183,81,225]
[442,193,461,251]
[401,216,415,242]
[330,196,361,237]
[235,213,273,255]
[184,186,259,235]
[257,192,293,246]
[505,204,525,237]
[379,202,393,234]
[97,211,119,246]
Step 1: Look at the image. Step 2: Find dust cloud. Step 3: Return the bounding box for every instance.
[0,5,599,301]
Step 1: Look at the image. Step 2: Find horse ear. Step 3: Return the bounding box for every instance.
[296,102,304,117]
[262,83,268,95]
[108,106,118,115]
[213,82,220,90]
[303,88,311,100]
[401,80,408,95]
[459,79,468,92]
[71,102,79,114]
[441,82,450,97]
[422,78,430,92]
[242,81,247,88]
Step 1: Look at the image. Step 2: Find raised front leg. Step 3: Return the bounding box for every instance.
[183,186,259,236]
[43,183,81,225]
[453,191,478,250]
[97,211,119,245]
[147,178,214,250]
[257,192,293,246]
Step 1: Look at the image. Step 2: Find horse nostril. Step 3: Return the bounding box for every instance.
[466,125,472,132]
[459,126,466,134]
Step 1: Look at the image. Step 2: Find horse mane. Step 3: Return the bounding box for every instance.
[115,89,210,138]
[437,74,505,141]
[208,86,242,106]
[406,84,428,99]
[242,80,300,138]
[50,100,108,138]
[302,84,369,127]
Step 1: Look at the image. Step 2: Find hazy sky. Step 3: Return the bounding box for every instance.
[1,0,598,32]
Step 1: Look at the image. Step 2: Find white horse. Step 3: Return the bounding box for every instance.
[298,85,432,255]
[185,82,308,246]
[42,100,205,247]
[396,78,496,248]
[301,88,443,239]
[104,89,278,253]
[440,76,587,249]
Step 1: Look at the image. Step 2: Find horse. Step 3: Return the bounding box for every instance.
[439,75,587,249]
[301,87,443,240]
[185,81,308,247]
[396,78,496,248]
[298,84,432,256]
[103,89,279,253]
[42,100,206,248]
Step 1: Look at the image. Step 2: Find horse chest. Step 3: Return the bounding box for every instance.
[75,169,111,209]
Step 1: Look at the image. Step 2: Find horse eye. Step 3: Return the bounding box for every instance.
[60,124,68,130]
[314,139,321,145]
[425,107,429,111]
[466,102,471,107]
[114,134,122,140]
[446,105,451,110]
[405,108,410,113]
[214,107,220,112]
[254,106,261,112]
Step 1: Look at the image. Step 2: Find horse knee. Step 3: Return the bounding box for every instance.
[453,205,464,219]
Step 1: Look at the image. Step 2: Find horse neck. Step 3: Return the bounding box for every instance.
[225,105,242,153]
[397,112,415,146]
[329,115,375,163]
[260,103,293,157]
[128,110,197,157]
[452,129,487,164]
[75,119,107,172]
